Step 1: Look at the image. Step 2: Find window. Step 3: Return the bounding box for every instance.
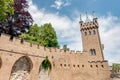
[96,65,98,68]
[84,32,87,36]
[60,64,62,67]
[82,65,84,67]
[64,64,66,67]
[90,65,92,68]
[77,65,80,67]
[73,65,75,67]
[93,49,96,55]
[93,30,96,35]
[101,65,104,68]
[90,49,96,55]
[90,49,93,55]
[89,31,91,35]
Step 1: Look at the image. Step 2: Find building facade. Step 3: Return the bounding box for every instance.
[0,17,111,80]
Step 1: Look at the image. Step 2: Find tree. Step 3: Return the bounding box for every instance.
[0,0,14,35]
[20,23,59,48]
[8,0,33,36]
[0,0,33,38]
[40,23,59,47]
[0,0,14,22]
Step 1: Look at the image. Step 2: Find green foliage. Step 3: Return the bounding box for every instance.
[41,56,52,71]
[113,64,120,71]
[20,23,59,47]
[0,0,14,22]
[40,23,59,47]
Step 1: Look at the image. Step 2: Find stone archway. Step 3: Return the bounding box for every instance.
[10,56,33,80]
[0,57,2,69]
[38,68,50,80]
[38,57,51,80]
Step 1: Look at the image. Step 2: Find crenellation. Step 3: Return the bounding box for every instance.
[60,49,64,52]
[43,47,51,52]
[50,47,59,52]
[70,50,75,54]
[55,48,60,52]
[76,51,81,54]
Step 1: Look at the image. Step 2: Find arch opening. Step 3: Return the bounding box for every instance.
[38,57,52,80]
[10,56,33,80]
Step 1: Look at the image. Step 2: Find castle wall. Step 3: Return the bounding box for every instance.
[0,34,111,80]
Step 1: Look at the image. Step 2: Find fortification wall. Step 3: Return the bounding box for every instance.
[0,34,111,80]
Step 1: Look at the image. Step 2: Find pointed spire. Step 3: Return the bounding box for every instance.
[79,14,83,24]
[92,11,96,19]
[85,12,90,23]
[80,14,82,21]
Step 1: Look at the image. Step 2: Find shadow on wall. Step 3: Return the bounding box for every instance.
[0,57,2,69]
[9,56,33,80]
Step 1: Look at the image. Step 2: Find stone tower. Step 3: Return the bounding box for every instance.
[79,14,104,61]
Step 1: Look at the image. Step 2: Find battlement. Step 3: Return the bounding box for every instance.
[79,17,99,31]
[0,34,85,56]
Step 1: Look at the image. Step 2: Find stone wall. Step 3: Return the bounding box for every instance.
[0,34,111,80]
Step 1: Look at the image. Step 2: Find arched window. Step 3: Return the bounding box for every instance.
[90,49,93,55]
[89,31,91,35]
[90,49,96,55]
[93,49,96,55]
[84,32,87,36]
[93,30,96,35]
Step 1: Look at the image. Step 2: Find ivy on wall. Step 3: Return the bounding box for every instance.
[41,56,52,72]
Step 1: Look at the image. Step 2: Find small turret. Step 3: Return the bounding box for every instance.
[79,14,83,26]
[93,11,98,27]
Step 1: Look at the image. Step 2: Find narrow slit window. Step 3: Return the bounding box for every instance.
[84,32,87,36]
[93,49,96,55]
[90,65,92,68]
[89,31,91,35]
[93,30,96,35]
[82,65,84,67]
[96,65,98,68]
[101,65,104,68]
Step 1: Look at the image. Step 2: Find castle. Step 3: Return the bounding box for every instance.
[0,16,111,80]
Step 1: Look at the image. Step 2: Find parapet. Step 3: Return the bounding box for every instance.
[0,34,85,56]
[79,17,99,31]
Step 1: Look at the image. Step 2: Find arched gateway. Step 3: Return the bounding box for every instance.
[38,57,51,80]
[10,56,33,80]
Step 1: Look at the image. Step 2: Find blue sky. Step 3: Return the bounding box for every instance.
[32,0,120,17]
[27,0,120,65]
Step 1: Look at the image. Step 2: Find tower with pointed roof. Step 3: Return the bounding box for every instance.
[79,14,104,61]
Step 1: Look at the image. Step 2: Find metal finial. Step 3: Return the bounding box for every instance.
[92,11,96,19]
[85,12,90,23]
[80,14,82,21]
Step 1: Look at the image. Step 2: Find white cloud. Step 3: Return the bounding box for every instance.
[98,15,120,65]
[51,0,71,10]
[27,0,120,65]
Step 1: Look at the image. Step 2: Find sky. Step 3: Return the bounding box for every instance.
[27,0,120,65]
